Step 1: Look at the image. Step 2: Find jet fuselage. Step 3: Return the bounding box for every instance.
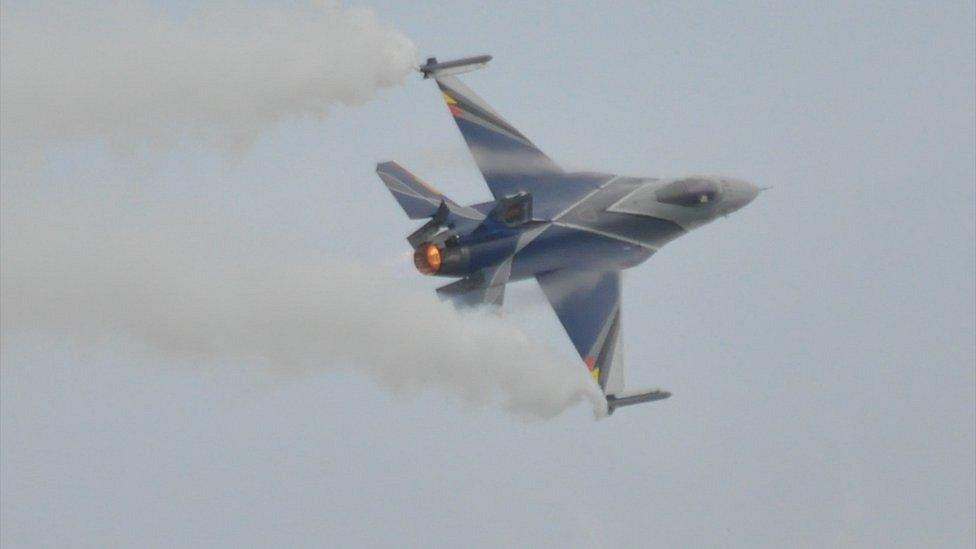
[378,54,762,413]
[423,174,759,283]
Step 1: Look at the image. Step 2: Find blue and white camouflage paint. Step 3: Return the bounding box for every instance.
[377,56,761,414]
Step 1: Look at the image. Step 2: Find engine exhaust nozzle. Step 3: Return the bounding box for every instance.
[414,243,442,275]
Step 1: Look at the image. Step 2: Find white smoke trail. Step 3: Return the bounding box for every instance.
[0,209,608,420]
[0,1,418,148]
[0,1,607,419]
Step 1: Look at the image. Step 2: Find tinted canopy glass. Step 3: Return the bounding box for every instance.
[655,178,721,206]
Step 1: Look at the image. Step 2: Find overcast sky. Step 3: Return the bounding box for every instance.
[2,1,974,547]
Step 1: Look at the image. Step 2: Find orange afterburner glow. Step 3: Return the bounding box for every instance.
[414,243,441,275]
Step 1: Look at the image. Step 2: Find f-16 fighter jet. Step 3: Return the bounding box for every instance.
[377,55,761,414]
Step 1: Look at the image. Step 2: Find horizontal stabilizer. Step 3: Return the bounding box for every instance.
[376,161,445,219]
[606,389,671,415]
[420,55,492,79]
[376,161,485,223]
[436,276,504,308]
[436,258,512,308]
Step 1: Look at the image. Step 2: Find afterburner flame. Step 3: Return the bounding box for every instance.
[414,243,441,275]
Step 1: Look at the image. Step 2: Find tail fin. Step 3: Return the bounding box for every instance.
[376,161,447,219]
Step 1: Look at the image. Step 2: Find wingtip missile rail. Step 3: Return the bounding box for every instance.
[419,55,492,79]
[606,389,672,415]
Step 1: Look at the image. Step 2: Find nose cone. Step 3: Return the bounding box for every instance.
[726,179,760,213]
[741,180,761,204]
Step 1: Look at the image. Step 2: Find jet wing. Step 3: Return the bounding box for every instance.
[535,269,625,394]
[435,74,563,196]
[431,74,602,219]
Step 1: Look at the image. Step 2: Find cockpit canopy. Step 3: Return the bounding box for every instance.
[655,178,721,207]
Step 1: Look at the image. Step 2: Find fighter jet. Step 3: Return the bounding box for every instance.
[377,55,761,414]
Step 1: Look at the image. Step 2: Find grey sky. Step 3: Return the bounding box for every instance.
[2,1,974,547]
